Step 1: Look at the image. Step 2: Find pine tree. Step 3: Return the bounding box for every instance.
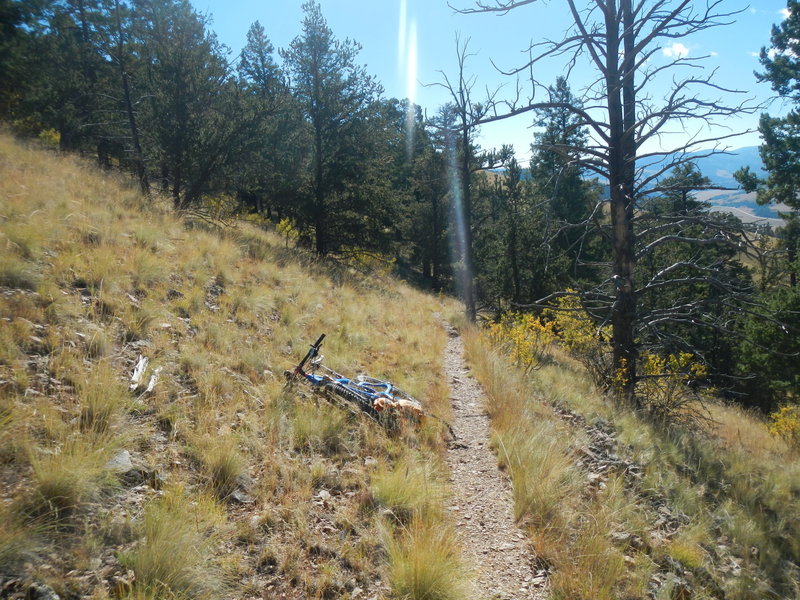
[530,77,602,289]
[281,1,387,255]
[734,2,800,288]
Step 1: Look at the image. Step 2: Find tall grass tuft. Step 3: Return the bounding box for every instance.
[493,425,581,526]
[26,435,117,520]
[0,505,39,570]
[371,455,446,522]
[290,400,352,456]
[79,360,128,433]
[119,487,224,599]
[385,516,469,600]
[0,252,40,290]
[192,434,246,499]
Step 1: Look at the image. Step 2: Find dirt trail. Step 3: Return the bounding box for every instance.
[442,324,549,600]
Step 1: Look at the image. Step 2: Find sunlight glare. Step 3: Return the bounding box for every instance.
[448,135,469,302]
[405,20,418,158]
[397,0,407,74]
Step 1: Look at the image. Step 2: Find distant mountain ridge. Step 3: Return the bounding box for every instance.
[668,146,787,226]
[505,145,786,225]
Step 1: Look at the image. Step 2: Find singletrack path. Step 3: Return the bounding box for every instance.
[443,324,548,600]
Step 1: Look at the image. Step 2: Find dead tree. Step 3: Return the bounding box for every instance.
[428,34,509,322]
[454,0,758,404]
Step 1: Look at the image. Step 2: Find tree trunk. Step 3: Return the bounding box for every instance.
[172,165,182,209]
[606,0,638,404]
[119,55,149,196]
[508,198,520,302]
[314,126,325,255]
[432,195,442,291]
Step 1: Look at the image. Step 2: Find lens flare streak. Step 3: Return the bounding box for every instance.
[404,20,418,158]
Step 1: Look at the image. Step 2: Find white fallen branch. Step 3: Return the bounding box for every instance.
[130,355,149,391]
[145,366,162,394]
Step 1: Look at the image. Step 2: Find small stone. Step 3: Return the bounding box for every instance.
[28,583,60,600]
[230,489,254,504]
[105,450,133,472]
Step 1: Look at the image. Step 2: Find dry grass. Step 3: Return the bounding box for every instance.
[190,434,246,498]
[0,133,464,598]
[464,329,626,599]
[26,435,118,520]
[469,320,800,600]
[118,487,226,599]
[371,454,447,523]
[78,360,128,434]
[385,515,470,600]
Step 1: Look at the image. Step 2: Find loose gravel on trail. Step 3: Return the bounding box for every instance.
[443,325,549,600]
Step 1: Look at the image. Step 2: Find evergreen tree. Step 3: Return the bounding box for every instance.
[530,77,590,224]
[281,1,386,255]
[0,0,29,118]
[235,20,306,219]
[735,3,800,287]
[529,77,602,290]
[133,0,242,207]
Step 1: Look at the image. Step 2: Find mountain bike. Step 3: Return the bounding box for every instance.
[283,334,426,427]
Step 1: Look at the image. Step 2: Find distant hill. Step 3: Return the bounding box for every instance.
[649,146,788,227]
[494,146,783,224]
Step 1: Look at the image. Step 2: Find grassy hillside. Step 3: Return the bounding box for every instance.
[465,329,800,600]
[4,133,799,600]
[0,133,466,599]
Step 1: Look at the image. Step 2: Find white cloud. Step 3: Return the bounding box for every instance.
[781,8,791,19]
[751,49,778,59]
[710,51,719,57]
[662,42,689,58]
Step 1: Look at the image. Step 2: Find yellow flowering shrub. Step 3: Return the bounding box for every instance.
[544,293,613,388]
[485,312,556,373]
[276,217,299,247]
[484,291,710,422]
[638,351,709,422]
[769,405,800,451]
[38,128,60,148]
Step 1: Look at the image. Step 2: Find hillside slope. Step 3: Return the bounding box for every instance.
[0,134,469,599]
[465,327,800,600]
[4,134,799,600]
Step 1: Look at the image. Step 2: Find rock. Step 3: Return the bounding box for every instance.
[27,583,60,600]
[317,489,332,501]
[105,450,134,472]
[588,472,604,484]
[364,456,378,467]
[624,555,637,567]
[230,489,254,504]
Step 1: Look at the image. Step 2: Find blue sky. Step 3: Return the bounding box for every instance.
[197,0,792,166]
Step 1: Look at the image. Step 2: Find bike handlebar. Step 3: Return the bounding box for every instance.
[295,333,326,373]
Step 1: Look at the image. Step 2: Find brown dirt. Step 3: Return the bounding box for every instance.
[442,324,549,600]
